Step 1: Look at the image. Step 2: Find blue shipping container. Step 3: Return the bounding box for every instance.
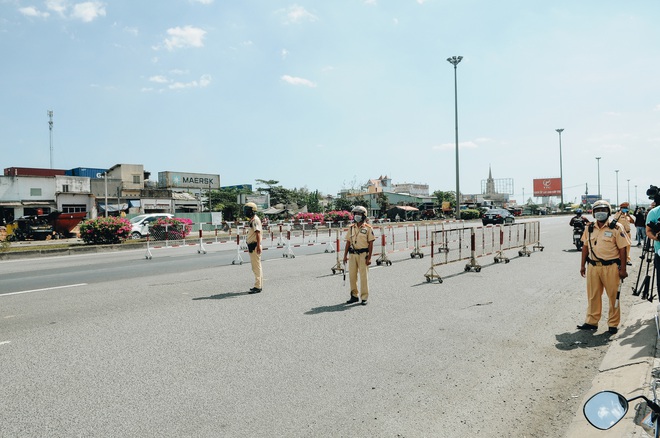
[67,167,107,179]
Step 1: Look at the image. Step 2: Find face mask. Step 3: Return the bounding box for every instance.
[594,211,609,222]
[354,215,363,222]
[622,208,628,213]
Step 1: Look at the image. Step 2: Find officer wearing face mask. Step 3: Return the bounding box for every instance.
[614,202,635,265]
[577,200,630,334]
[343,205,375,305]
[244,202,263,294]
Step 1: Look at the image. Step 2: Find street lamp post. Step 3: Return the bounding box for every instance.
[615,169,619,206]
[596,157,601,199]
[556,128,564,210]
[627,179,630,204]
[635,185,638,206]
[447,55,463,219]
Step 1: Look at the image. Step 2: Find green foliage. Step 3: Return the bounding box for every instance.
[209,187,250,221]
[459,209,482,220]
[432,190,456,208]
[79,217,132,245]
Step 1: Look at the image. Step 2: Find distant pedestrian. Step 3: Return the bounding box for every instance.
[244,202,263,294]
[578,200,629,335]
[634,207,646,246]
[343,206,375,305]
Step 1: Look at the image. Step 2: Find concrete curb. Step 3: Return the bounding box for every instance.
[565,299,659,437]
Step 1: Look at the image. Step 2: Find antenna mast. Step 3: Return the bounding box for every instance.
[48,110,54,168]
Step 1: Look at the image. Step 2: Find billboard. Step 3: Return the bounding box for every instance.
[533,178,562,197]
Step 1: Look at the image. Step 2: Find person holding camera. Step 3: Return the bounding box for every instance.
[634,206,647,246]
[244,202,263,294]
[578,200,630,334]
[343,205,375,305]
[646,186,660,299]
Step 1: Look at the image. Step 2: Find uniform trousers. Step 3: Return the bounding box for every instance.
[348,252,369,301]
[585,264,620,327]
[249,250,262,289]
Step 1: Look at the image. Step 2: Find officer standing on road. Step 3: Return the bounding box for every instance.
[615,202,635,265]
[578,200,630,334]
[645,186,660,300]
[343,206,375,305]
[244,202,263,294]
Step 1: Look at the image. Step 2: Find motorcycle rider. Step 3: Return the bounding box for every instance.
[569,208,590,229]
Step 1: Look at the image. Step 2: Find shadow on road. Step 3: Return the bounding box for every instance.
[192,291,251,300]
[555,330,612,350]
[305,302,360,315]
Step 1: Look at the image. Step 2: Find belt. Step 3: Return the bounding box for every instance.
[348,247,369,254]
[586,257,620,267]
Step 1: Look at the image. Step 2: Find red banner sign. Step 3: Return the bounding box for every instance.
[533,178,562,196]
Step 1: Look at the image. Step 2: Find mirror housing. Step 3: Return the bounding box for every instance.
[583,391,628,430]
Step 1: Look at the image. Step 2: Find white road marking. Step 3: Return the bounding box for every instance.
[1,283,88,297]
[0,341,11,346]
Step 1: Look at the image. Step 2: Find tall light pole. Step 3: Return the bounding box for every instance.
[635,185,638,206]
[596,157,601,199]
[615,169,619,206]
[447,55,463,219]
[627,179,630,204]
[47,110,54,169]
[556,128,564,209]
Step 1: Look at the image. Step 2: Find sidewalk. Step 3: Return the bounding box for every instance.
[565,296,659,437]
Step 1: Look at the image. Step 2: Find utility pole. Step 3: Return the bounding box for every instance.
[48,110,54,168]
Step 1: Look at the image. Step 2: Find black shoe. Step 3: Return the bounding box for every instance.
[249,288,262,294]
[346,296,359,304]
[360,300,368,306]
[609,327,618,334]
[577,323,598,330]
[637,243,642,247]
[627,261,632,266]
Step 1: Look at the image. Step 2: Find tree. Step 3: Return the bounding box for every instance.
[208,186,251,221]
[432,190,456,210]
[376,192,389,217]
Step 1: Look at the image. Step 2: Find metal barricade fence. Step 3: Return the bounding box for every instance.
[424,221,544,283]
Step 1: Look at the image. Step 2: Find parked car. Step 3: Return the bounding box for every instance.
[482,208,515,225]
[129,213,173,239]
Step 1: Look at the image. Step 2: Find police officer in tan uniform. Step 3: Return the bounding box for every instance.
[244,202,263,294]
[343,206,375,305]
[614,202,635,265]
[578,200,629,334]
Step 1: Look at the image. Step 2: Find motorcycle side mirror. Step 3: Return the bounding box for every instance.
[583,391,628,430]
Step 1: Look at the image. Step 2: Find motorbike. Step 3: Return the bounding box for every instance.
[572,223,585,251]
[584,379,660,437]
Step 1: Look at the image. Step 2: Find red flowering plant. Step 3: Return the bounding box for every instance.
[293,212,325,223]
[149,217,193,240]
[79,216,132,245]
[324,210,353,222]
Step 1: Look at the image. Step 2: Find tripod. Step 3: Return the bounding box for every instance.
[632,237,657,302]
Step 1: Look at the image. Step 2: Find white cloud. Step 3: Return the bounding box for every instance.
[280,5,317,24]
[281,49,289,59]
[190,0,213,4]
[163,26,206,51]
[281,75,317,87]
[46,0,67,16]
[364,0,377,5]
[145,74,211,91]
[70,2,106,22]
[149,75,169,84]
[18,6,50,18]
[654,104,660,112]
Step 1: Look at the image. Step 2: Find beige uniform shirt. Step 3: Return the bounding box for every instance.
[247,215,262,244]
[345,223,375,250]
[581,221,630,260]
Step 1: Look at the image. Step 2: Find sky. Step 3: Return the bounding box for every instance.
[1,0,659,206]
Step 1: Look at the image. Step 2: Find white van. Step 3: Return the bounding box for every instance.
[129,213,173,239]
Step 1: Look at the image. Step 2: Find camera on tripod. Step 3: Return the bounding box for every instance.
[649,220,660,236]
[647,185,660,204]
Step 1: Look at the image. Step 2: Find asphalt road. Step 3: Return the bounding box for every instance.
[0,216,639,437]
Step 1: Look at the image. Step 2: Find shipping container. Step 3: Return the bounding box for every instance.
[158,171,221,189]
[66,167,107,179]
[4,167,66,177]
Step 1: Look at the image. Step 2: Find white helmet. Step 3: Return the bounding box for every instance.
[592,200,611,214]
[351,205,367,215]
